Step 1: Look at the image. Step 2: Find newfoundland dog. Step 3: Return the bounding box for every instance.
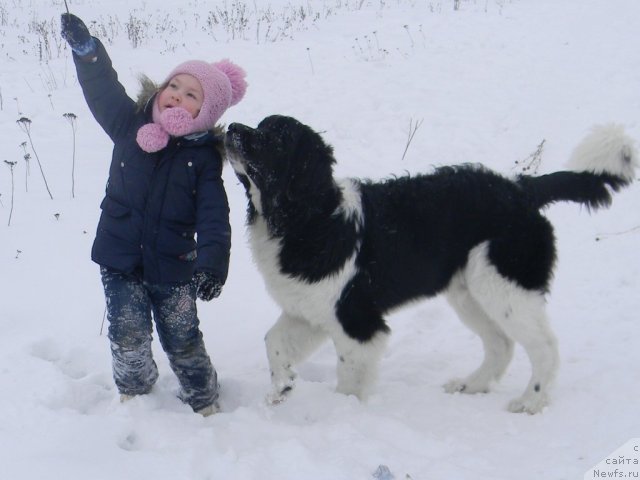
[225,116,636,414]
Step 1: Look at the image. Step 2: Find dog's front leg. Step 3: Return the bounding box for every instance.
[331,329,390,401]
[264,313,328,404]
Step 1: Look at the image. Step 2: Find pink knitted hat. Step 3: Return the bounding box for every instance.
[137,59,247,153]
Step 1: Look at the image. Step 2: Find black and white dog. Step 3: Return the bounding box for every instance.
[225,116,636,414]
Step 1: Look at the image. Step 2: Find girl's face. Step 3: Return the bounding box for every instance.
[157,74,204,119]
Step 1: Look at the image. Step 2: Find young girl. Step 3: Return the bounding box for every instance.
[61,13,247,416]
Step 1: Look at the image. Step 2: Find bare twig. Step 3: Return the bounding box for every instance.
[23,152,31,192]
[401,118,423,161]
[63,113,78,198]
[17,117,53,199]
[100,305,107,335]
[4,160,16,226]
[403,25,414,48]
[513,139,545,175]
[20,142,30,192]
[306,47,314,75]
[595,225,640,242]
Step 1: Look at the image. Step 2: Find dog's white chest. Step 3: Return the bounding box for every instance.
[248,217,357,325]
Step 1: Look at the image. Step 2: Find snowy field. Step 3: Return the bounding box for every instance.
[1,0,639,478]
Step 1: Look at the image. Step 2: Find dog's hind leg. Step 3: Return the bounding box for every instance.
[465,243,559,414]
[265,312,328,404]
[330,328,390,401]
[498,302,558,414]
[444,273,515,395]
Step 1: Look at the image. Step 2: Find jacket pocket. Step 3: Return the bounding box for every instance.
[157,220,196,258]
[97,196,137,246]
[100,196,131,218]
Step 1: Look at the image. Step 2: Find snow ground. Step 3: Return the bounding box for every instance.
[1,0,639,478]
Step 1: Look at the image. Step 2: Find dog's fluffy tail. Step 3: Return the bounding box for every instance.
[518,124,638,210]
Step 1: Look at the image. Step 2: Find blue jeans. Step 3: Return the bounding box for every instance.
[100,267,218,412]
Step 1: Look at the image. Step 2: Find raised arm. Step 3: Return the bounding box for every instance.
[61,14,138,142]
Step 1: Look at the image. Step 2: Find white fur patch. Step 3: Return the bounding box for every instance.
[568,123,638,182]
[333,328,390,399]
[451,242,559,414]
[248,179,364,330]
[335,178,364,228]
[227,153,263,215]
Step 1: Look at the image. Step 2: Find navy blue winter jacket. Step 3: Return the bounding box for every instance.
[74,39,231,284]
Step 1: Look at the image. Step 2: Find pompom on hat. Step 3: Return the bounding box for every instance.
[137,59,247,153]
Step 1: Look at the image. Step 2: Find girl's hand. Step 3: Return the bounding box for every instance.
[193,271,223,301]
[61,13,96,57]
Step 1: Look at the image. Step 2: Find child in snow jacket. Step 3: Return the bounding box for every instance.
[61,13,247,416]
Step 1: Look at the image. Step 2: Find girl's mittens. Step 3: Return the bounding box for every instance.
[193,271,223,302]
[60,13,96,57]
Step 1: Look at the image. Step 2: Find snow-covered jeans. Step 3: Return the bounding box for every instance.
[100,266,218,412]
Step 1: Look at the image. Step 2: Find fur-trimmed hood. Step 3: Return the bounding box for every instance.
[135,74,161,112]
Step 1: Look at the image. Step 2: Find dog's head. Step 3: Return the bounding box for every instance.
[225,115,337,218]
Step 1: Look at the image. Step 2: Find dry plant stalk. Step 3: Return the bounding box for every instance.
[17,117,53,199]
[4,160,17,226]
[63,113,78,198]
[401,118,423,161]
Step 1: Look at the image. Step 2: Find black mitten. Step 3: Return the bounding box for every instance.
[61,13,96,56]
[194,271,223,301]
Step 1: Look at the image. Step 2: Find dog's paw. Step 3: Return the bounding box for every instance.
[265,385,293,406]
[443,378,489,395]
[443,379,467,394]
[507,393,548,414]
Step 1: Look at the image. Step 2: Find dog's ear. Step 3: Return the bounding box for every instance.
[285,126,336,202]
